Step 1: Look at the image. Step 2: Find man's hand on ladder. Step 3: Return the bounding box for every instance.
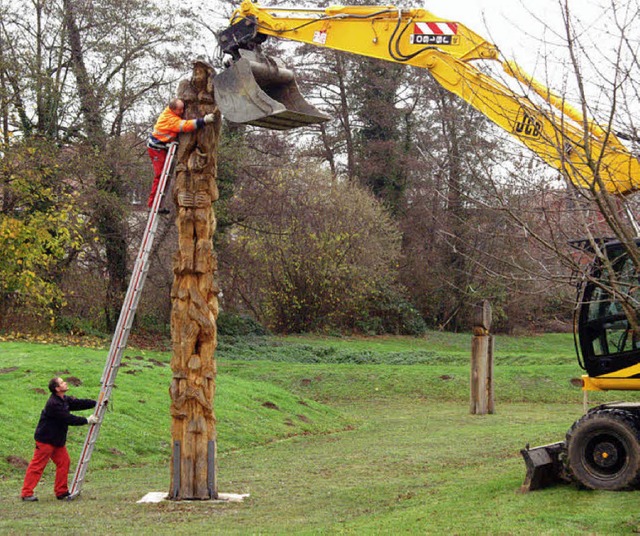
[87,414,99,425]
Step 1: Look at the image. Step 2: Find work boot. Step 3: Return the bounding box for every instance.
[158,208,170,215]
[21,496,38,502]
[56,492,71,500]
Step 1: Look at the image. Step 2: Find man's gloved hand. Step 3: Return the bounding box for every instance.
[203,113,215,124]
[87,414,99,425]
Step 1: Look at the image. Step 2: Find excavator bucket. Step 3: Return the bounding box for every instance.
[214,49,330,131]
[520,441,567,491]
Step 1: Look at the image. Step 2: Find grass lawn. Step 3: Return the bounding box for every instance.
[1,333,640,534]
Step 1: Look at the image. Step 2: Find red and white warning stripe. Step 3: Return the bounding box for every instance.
[413,22,458,35]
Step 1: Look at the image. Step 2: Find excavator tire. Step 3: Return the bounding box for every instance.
[565,408,640,490]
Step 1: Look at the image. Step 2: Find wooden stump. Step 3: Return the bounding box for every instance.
[470,300,495,415]
[168,61,221,500]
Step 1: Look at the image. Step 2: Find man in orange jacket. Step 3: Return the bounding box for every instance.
[147,98,215,211]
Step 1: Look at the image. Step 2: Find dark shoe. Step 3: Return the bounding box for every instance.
[21,496,38,502]
[56,492,71,500]
[157,208,170,215]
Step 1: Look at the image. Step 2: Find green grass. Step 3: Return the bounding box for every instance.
[1,333,640,535]
[0,341,349,474]
[218,331,577,366]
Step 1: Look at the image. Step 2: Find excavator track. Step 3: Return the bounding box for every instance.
[565,405,640,490]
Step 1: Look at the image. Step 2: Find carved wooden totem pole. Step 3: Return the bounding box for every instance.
[169,61,221,500]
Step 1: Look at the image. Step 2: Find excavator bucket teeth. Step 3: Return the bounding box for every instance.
[214,49,330,131]
[520,441,567,492]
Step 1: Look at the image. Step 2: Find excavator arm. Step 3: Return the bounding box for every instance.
[215,0,640,196]
[219,2,499,63]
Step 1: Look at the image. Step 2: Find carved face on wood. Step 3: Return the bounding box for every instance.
[191,60,214,93]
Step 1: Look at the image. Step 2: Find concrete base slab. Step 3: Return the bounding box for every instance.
[137,492,167,503]
[217,493,250,502]
[137,491,249,504]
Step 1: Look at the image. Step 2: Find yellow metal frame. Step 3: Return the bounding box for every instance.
[231,1,499,63]
[582,366,640,392]
[227,1,640,196]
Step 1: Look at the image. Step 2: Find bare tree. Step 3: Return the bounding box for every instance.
[440,0,640,332]
[0,0,199,331]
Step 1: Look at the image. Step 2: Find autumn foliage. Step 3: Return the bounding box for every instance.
[220,164,420,333]
[0,140,87,329]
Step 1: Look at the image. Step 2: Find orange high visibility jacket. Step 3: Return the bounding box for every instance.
[148,107,204,149]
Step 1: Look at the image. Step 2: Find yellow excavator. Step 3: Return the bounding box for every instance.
[214,1,640,491]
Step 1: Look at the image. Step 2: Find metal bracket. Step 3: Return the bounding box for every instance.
[217,17,266,60]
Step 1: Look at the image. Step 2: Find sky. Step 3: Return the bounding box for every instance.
[419,0,609,69]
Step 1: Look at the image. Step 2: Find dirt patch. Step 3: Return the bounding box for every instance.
[297,414,311,423]
[0,367,18,374]
[32,388,46,395]
[6,455,28,469]
[262,401,280,410]
[149,359,166,367]
[65,376,82,386]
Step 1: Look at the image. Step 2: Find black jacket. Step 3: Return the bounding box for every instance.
[34,394,96,447]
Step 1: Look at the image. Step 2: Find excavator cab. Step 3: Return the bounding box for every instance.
[214,18,330,130]
[576,239,640,380]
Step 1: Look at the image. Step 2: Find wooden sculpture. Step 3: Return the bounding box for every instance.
[168,60,221,500]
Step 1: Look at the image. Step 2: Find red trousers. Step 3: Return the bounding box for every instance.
[21,441,70,498]
[147,147,168,208]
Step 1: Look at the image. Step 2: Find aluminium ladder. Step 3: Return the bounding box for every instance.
[69,142,178,499]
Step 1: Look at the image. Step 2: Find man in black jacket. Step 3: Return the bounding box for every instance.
[21,377,97,502]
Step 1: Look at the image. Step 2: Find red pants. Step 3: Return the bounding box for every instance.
[21,441,70,498]
[147,147,168,208]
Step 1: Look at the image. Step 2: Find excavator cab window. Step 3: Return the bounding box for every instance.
[585,285,631,355]
[578,243,640,376]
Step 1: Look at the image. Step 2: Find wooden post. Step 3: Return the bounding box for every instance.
[168,61,221,500]
[470,300,494,415]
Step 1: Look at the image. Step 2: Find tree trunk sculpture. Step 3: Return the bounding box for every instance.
[169,61,221,500]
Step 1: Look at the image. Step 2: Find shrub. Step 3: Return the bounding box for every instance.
[220,164,407,334]
[357,287,427,336]
[217,312,268,338]
[53,315,107,338]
